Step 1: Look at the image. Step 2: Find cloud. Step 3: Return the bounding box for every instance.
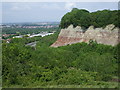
[65,2,76,11]
[11,3,31,11]
[41,3,62,10]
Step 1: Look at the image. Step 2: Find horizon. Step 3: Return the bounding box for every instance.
[2,21,60,24]
[2,2,118,23]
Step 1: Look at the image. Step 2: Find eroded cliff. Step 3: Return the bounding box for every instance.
[51,24,120,47]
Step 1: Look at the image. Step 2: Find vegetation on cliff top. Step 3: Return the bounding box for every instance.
[60,8,120,29]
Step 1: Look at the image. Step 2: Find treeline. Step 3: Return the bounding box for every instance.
[2,32,119,88]
[60,8,120,29]
[2,27,59,34]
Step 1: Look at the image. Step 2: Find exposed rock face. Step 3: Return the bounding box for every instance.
[51,24,120,47]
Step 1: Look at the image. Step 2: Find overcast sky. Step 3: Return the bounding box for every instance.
[2,2,118,23]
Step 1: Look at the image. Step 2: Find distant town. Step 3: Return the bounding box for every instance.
[1,22,59,29]
[1,22,59,43]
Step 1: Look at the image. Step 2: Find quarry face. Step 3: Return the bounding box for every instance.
[51,24,120,47]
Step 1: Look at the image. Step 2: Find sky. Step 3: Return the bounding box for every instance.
[1,2,118,23]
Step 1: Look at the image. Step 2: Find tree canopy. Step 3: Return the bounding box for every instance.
[2,31,119,88]
[60,8,120,29]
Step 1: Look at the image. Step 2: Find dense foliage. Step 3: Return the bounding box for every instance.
[60,8,120,28]
[2,32,119,88]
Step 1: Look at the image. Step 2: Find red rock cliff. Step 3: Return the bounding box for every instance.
[51,24,120,47]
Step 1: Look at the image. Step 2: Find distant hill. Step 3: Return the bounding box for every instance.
[60,8,120,29]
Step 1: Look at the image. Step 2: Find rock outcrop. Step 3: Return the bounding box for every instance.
[51,24,120,47]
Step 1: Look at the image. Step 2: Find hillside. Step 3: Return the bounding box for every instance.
[51,9,120,47]
[2,32,119,88]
